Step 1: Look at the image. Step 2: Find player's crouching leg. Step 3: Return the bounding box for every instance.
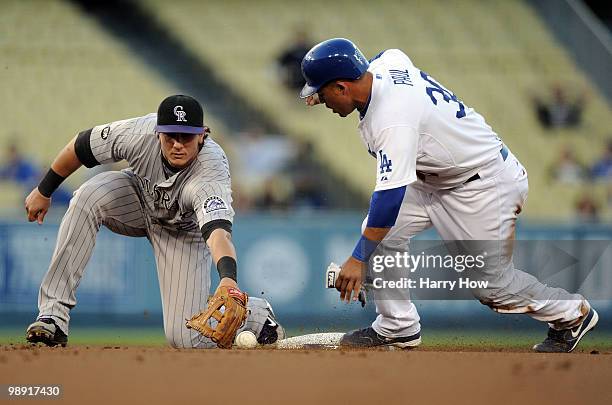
[164,320,217,349]
[67,171,135,225]
[469,269,598,352]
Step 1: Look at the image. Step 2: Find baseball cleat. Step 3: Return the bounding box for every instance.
[340,327,421,349]
[26,318,68,347]
[533,307,598,353]
[257,315,285,345]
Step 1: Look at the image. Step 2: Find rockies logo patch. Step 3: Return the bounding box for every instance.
[203,196,227,213]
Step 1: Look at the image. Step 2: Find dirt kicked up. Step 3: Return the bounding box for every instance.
[0,344,610,405]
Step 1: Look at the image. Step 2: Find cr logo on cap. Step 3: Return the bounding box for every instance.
[173,105,187,122]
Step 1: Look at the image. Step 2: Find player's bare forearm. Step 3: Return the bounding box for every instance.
[207,228,238,289]
[207,228,236,263]
[50,136,83,178]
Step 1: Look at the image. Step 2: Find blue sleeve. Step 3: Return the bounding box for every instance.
[366,186,407,228]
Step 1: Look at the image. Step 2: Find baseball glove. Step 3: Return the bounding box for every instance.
[185,286,249,349]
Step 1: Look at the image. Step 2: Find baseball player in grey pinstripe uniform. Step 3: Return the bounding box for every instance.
[24,95,283,348]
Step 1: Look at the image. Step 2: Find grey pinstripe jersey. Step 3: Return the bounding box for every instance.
[33,112,279,348]
[89,113,234,231]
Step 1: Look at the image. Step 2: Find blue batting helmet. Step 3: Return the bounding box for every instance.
[299,38,369,99]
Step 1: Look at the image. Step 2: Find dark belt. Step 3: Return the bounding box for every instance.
[464,145,509,184]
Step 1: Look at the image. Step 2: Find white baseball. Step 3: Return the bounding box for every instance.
[235,331,258,349]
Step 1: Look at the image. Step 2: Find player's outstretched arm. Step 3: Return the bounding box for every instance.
[186,227,248,348]
[336,186,407,302]
[206,228,239,290]
[337,227,391,303]
[25,136,82,224]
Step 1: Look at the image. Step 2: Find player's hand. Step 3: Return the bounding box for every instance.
[336,256,364,303]
[216,277,238,292]
[24,187,51,225]
[305,94,321,106]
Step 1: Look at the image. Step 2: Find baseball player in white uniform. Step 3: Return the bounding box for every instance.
[24,95,283,348]
[300,38,598,352]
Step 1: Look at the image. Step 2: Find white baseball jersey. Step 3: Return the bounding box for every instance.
[358,49,503,190]
[356,51,586,339]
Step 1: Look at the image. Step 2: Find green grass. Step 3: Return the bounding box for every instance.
[1,328,167,346]
[416,330,612,351]
[2,328,610,351]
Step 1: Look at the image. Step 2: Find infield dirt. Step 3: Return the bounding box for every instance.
[1,345,610,405]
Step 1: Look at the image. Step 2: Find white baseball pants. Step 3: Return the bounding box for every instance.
[369,149,587,337]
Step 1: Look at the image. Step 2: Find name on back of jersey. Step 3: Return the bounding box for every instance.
[389,69,413,86]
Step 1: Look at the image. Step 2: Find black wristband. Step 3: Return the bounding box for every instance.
[38,168,66,198]
[216,256,237,282]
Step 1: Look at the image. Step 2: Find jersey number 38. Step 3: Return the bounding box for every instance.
[420,71,466,119]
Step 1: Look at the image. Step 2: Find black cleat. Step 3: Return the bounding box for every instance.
[257,315,286,345]
[26,318,68,347]
[533,307,599,353]
[340,327,421,349]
